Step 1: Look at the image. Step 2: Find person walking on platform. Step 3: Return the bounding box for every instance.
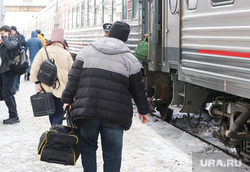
[62,21,149,172]
[11,26,26,92]
[36,29,46,47]
[11,26,26,47]
[30,28,73,125]
[24,31,43,81]
[0,25,20,124]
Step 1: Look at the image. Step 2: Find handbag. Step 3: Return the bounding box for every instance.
[135,35,150,63]
[30,88,56,117]
[37,109,81,166]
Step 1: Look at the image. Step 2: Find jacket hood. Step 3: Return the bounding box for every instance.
[31,31,38,38]
[90,37,130,55]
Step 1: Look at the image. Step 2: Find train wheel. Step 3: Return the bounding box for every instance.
[159,103,173,122]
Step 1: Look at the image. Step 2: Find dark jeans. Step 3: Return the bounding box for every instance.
[78,119,124,172]
[13,75,20,92]
[0,70,18,118]
[49,96,63,125]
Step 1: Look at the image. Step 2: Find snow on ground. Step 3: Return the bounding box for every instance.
[0,78,250,172]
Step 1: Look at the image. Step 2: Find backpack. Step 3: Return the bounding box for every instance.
[8,37,29,75]
[37,47,59,88]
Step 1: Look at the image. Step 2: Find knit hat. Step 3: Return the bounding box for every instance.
[51,28,64,43]
[108,21,130,42]
[11,26,17,32]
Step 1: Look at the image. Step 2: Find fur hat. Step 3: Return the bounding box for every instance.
[51,28,64,43]
[108,21,130,42]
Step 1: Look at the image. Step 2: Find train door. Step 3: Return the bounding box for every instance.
[141,0,174,121]
[162,0,180,72]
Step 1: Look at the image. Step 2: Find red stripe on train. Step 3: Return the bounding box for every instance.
[198,49,250,58]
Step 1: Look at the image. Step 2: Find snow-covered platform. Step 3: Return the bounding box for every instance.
[0,78,249,172]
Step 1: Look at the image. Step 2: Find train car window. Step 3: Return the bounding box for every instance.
[69,8,72,29]
[95,0,102,26]
[76,6,80,28]
[81,2,86,27]
[104,0,112,23]
[187,0,198,10]
[132,0,139,19]
[72,7,76,28]
[112,1,119,22]
[88,0,94,26]
[67,9,70,29]
[123,0,128,20]
[211,0,234,6]
[169,0,178,14]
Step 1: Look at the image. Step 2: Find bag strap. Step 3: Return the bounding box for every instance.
[44,47,50,61]
[41,85,46,93]
[44,47,55,63]
[53,106,75,128]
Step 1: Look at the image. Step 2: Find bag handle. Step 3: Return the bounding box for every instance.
[143,35,148,42]
[53,105,76,129]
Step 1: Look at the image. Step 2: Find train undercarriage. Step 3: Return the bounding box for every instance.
[145,69,250,164]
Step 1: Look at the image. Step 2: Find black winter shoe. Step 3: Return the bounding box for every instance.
[3,117,20,124]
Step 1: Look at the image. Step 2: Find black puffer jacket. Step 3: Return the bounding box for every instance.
[62,38,149,130]
[0,36,19,74]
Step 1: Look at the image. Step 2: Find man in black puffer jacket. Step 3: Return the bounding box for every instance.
[62,21,149,172]
[0,25,20,124]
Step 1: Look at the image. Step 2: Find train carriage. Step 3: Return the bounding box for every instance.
[24,0,140,54]
[24,0,250,163]
[145,0,250,163]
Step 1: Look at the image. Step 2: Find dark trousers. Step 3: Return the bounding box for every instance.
[13,75,20,92]
[49,96,63,125]
[78,119,124,172]
[0,70,18,118]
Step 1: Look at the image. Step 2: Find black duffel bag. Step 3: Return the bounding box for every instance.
[37,109,81,166]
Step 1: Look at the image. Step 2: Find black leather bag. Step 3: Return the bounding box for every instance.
[30,92,56,117]
[37,47,58,88]
[38,110,81,166]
